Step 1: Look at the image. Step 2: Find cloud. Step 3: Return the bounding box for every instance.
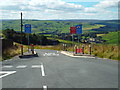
[0,0,119,20]
[28,0,84,12]
[94,0,119,9]
[0,0,28,6]
[84,7,97,13]
[84,0,119,13]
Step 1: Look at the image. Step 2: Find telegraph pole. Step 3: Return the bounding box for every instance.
[21,12,23,55]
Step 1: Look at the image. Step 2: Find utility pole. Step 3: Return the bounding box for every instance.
[21,12,23,55]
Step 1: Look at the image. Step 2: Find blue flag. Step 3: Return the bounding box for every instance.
[76,24,82,34]
[24,24,32,33]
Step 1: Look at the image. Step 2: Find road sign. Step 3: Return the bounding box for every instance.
[76,24,82,34]
[70,27,76,34]
[24,24,32,33]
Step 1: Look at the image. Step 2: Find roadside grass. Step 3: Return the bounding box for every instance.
[2,43,28,61]
[34,45,63,51]
[92,44,119,60]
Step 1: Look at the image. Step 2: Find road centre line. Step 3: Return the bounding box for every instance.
[40,63,46,76]
[43,85,47,90]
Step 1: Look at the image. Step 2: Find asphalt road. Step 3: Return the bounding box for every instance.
[0,49,118,89]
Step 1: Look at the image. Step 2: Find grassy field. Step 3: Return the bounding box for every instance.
[48,37,78,44]
[102,31,119,44]
[97,34,105,37]
[83,24,105,30]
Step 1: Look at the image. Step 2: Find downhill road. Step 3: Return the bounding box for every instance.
[0,49,118,89]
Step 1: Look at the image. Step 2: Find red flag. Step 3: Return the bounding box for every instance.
[70,27,76,34]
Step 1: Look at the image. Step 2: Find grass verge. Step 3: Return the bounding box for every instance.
[2,43,28,61]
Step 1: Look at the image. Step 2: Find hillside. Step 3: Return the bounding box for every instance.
[2,20,105,33]
[102,31,119,44]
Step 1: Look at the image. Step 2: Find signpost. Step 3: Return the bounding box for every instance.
[70,25,82,54]
[24,24,32,52]
[70,27,76,54]
[76,24,82,53]
[76,24,82,43]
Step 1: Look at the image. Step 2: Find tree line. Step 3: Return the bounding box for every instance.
[3,29,59,45]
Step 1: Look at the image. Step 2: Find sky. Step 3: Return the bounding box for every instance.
[0,0,119,20]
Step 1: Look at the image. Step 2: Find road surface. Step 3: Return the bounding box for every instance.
[0,49,118,89]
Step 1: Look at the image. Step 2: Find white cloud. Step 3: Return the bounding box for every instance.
[84,0,119,13]
[28,0,84,11]
[94,0,119,9]
[0,0,28,6]
[84,7,97,13]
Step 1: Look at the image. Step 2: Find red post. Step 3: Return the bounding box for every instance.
[30,44,34,54]
[82,45,84,54]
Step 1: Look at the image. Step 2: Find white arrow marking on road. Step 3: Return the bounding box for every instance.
[40,63,46,76]
[0,71,16,78]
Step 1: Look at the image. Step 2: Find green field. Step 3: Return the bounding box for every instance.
[102,31,119,44]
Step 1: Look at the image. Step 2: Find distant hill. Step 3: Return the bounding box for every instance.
[1,19,119,34]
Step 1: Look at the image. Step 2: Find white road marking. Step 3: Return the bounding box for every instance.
[40,63,46,76]
[61,51,95,58]
[43,85,47,90]
[16,65,27,68]
[31,65,41,68]
[43,53,59,56]
[2,66,13,68]
[0,71,16,78]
